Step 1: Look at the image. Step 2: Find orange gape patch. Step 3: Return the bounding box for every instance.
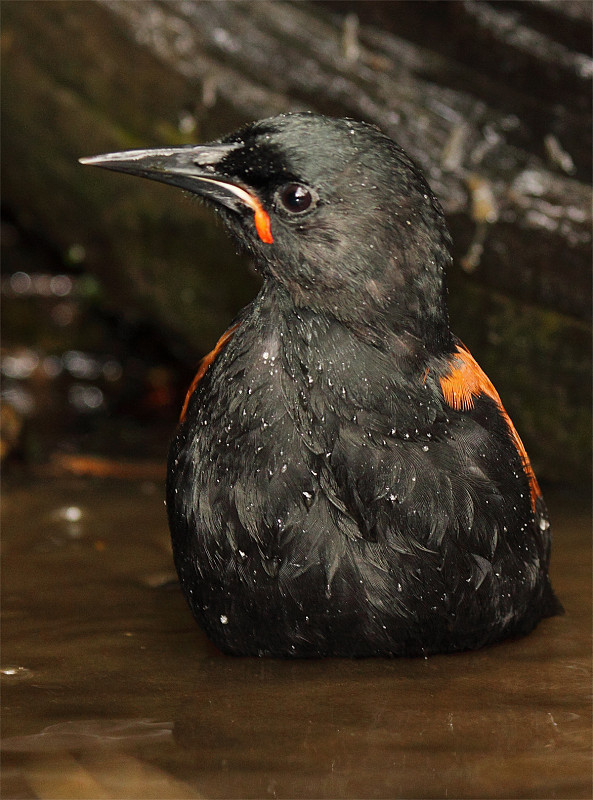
[440,344,541,512]
[253,205,273,244]
[179,324,239,423]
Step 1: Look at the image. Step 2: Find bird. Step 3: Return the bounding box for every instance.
[80,113,561,657]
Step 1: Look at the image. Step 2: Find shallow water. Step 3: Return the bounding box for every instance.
[2,477,591,799]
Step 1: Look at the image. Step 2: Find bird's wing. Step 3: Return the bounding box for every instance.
[439,341,542,513]
[179,323,240,423]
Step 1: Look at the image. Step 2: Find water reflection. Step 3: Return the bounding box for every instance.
[2,720,174,753]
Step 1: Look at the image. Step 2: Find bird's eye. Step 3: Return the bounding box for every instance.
[276,183,316,214]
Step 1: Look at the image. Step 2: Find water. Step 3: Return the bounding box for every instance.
[2,477,591,798]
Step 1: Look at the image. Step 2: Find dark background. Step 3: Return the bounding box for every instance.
[2,0,591,486]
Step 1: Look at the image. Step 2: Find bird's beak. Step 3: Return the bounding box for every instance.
[79,143,274,243]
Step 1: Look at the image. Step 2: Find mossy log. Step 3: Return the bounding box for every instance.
[2,0,591,482]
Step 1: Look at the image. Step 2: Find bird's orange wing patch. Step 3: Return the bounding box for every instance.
[440,344,541,512]
[440,345,500,411]
[179,323,239,423]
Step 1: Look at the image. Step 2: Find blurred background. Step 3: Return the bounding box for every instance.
[2,0,591,486]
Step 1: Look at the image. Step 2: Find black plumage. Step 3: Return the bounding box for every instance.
[81,113,560,657]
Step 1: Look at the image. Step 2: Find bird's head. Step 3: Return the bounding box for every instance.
[81,113,452,349]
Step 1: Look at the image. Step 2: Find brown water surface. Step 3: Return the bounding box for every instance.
[2,477,591,798]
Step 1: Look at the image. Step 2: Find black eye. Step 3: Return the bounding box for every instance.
[277,183,316,214]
